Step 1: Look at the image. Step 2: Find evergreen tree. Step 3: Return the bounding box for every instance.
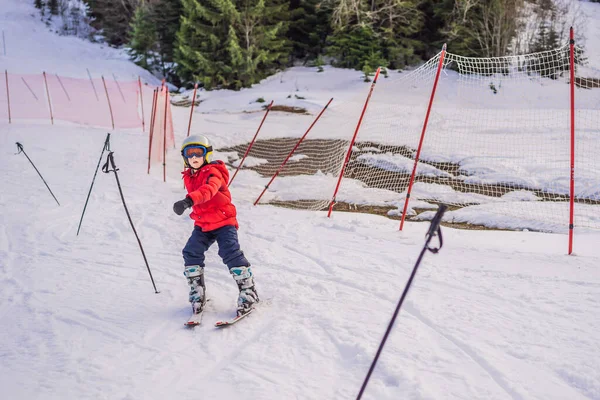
[175,0,232,87]
[128,4,158,70]
[416,0,453,58]
[34,0,44,9]
[373,0,423,68]
[327,25,381,69]
[326,0,423,70]
[235,0,289,86]
[428,0,484,58]
[287,0,332,63]
[48,0,59,15]
[150,0,183,71]
[175,0,289,89]
[85,0,137,46]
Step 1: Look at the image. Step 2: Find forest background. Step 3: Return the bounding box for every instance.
[33,0,599,89]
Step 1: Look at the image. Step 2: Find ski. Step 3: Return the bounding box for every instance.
[184,299,209,327]
[214,308,254,328]
[184,311,204,327]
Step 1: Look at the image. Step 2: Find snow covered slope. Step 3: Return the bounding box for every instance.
[1,1,600,399]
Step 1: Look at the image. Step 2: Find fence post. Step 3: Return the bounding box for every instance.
[138,76,145,132]
[254,98,334,205]
[229,100,274,186]
[102,76,115,130]
[147,88,158,174]
[327,67,381,218]
[163,86,169,182]
[5,70,10,123]
[399,45,447,231]
[43,72,54,125]
[186,83,198,137]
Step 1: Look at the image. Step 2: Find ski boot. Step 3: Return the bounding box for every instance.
[184,265,206,314]
[230,266,259,316]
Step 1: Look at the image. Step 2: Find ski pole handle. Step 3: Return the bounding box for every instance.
[426,204,448,240]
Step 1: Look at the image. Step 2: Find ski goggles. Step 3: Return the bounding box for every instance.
[183,145,208,159]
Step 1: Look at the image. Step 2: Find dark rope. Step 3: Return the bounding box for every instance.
[356,204,448,400]
[15,142,60,206]
[77,133,111,236]
[102,151,159,294]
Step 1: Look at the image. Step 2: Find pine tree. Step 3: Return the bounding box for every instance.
[431,0,482,57]
[47,0,59,15]
[235,0,289,87]
[128,4,158,70]
[34,0,44,9]
[86,0,137,46]
[150,0,184,74]
[175,0,288,90]
[175,0,232,87]
[327,25,380,69]
[411,0,451,59]
[326,0,423,70]
[287,0,332,63]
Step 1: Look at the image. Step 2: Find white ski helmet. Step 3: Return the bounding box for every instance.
[181,135,214,167]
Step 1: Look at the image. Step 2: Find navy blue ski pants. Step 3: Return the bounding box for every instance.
[182,225,250,269]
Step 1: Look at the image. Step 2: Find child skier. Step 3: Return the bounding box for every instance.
[173,135,258,317]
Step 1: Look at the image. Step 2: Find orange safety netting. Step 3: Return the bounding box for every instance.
[147,85,175,178]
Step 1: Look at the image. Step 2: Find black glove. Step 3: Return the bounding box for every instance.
[173,197,194,215]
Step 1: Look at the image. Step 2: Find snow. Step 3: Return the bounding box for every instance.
[1,1,600,399]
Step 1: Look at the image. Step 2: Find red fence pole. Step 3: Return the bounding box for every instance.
[399,46,447,230]
[327,67,381,218]
[138,76,145,132]
[43,72,54,125]
[102,76,115,130]
[186,83,198,137]
[229,100,274,186]
[163,86,169,182]
[568,27,575,255]
[147,88,158,174]
[254,97,334,205]
[5,70,10,123]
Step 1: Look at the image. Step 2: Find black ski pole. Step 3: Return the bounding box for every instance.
[15,142,60,206]
[102,151,159,294]
[77,133,111,236]
[356,204,448,400]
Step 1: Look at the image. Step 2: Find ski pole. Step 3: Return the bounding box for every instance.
[102,151,159,294]
[77,133,111,235]
[356,204,448,400]
[15,142,60,206]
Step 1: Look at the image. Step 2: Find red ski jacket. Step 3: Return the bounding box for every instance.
[182,161,239,232]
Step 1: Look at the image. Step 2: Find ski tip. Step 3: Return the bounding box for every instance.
[214,309,254,328]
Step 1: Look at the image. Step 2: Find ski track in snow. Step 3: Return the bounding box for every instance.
[2,120,599,399]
